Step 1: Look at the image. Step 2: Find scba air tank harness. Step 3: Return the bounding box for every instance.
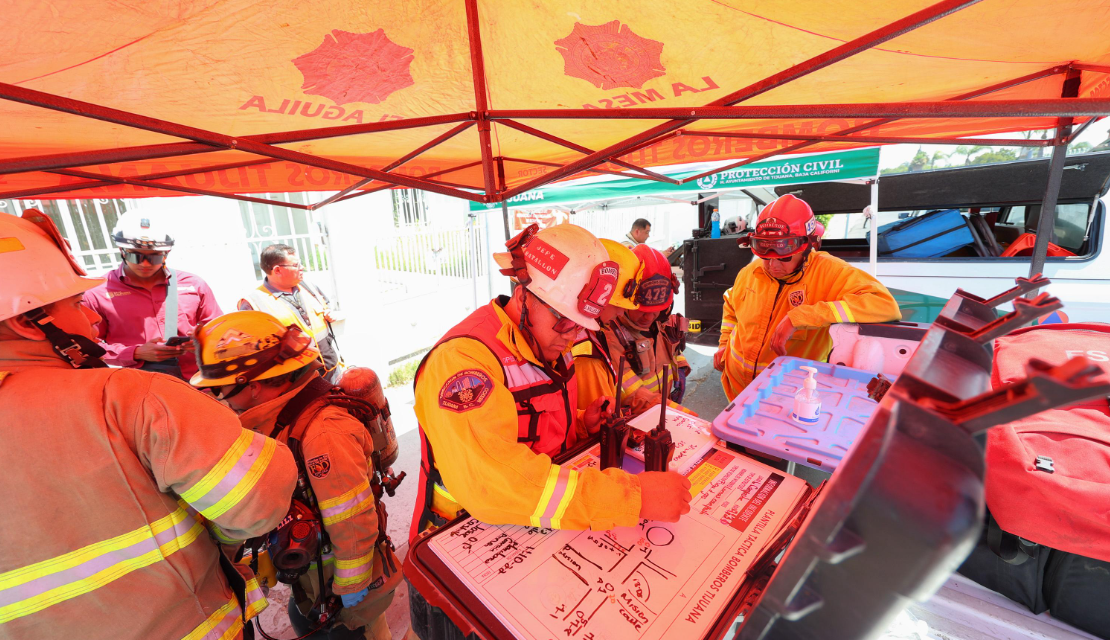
[242,373,405,640]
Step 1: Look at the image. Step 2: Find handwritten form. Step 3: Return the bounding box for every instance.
[428,446,808,640]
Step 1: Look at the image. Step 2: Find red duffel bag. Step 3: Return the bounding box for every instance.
[986,323,1110,563]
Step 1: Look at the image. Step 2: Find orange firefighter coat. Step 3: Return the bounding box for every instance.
[413,299,641,535]
[0,339,297,640]
[572,323,691,417]
[719,251,901,399]
[237,371,401,625]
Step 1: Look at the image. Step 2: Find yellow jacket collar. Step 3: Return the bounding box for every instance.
[238,369,320,436]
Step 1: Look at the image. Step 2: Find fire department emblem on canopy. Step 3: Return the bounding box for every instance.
[293,28,415,105]
[555,21,666,90]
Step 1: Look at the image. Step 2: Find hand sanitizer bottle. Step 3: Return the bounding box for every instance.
[791,366,821,424]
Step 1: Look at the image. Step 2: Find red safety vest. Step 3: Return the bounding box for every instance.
[410,303,578,539]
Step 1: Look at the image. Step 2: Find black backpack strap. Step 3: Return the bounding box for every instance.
[271,375,334,439]
[987,512,1033,566]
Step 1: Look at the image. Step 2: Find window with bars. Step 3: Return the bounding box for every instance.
[237,193,332,281]
[0,197,129,273]
[392,189,428,227]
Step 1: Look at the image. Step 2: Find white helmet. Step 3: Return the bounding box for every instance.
[112,210,174,251]
[1,210,103,323]
[494,223,618,331]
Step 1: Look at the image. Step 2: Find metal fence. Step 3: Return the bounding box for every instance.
[0,197,132,275]
[373,215,488,304]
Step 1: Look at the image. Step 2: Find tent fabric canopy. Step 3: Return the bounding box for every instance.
[2,0,1110,205]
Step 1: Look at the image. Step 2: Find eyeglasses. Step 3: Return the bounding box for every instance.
[276,262,303,272]
[121,249,166,266]
[531,292,580,334]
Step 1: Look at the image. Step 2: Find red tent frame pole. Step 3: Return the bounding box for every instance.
[488,99,1110,120]
[681,65,1075,184]
[308,121,475,209]
[333,161,485,204]
[48,168,311,209]
[678,132,1051,146]
[0,81,481,198]
[0,159,277,200]
[500,0,985,199]
[465,0,497,200]
[497,119,677,183]
[0,84,470,175]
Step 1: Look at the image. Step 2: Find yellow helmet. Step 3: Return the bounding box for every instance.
[600,238,642,310]
[190,310,319,388]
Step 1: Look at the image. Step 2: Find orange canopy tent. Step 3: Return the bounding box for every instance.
[2,0,1110,212]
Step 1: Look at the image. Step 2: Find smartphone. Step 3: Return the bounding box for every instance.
[164,336,190,347]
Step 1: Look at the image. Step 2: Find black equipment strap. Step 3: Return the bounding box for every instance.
[271,375,334,438]
[23,307,108,369]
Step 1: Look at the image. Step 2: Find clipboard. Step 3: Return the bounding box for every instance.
[404,437,815,640]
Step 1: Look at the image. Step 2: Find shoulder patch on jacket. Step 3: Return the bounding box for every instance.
[439,369,493,412]
[789,290,805,307]
[307,454,331,479]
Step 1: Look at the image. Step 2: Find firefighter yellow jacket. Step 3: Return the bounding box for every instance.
[719,251,901,399]
[572,324,691,417]
[0,339,296,640]
[414,300,641,532]
[237,371,400,617]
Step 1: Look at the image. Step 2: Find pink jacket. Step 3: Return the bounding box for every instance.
[82,265,223,378]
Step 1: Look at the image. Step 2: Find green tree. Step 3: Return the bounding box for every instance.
[1068,141,1092,155]
[908,148,930,172]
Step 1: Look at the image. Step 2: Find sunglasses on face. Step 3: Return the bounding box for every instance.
[532,293,580,334]
[121,250,167,266]
[276,262,303,272]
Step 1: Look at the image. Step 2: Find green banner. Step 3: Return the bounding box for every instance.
[471,147,879,211]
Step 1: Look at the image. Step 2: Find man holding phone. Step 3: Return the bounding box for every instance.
[82,210,222,379]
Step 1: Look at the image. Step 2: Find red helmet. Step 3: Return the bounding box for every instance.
[749,194,823,259]
[632,244,677,312]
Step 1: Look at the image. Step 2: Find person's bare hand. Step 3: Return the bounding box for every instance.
[662,246,675,258]
[770,316,797,356]
[713,345,728,371]
[584,395,615,435]
[638,471,693,522]
[134,338,184,362]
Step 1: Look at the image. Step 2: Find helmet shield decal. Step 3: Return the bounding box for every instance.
[636,273,672,308]
[755,216,791,238]
[578,260,619,318]
[523,236,570,281]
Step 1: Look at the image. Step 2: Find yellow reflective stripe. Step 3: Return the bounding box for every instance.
[319,479,370,510]
[334,552,375,587]
[179,431,254,504]
[181,597,241,640]
[529,466,562,527]
[336,551,374,570]
[836,300,856,323]
[202,437,277,520]
[208,522,240,546]
[827,301,844,323]
[548,471,579,529]
[0,508,189,591]
[0,514,203,624]
[322,496,374,527]
[243,578,268,620]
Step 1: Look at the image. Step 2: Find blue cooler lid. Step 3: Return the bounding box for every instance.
[711,356,881,471]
